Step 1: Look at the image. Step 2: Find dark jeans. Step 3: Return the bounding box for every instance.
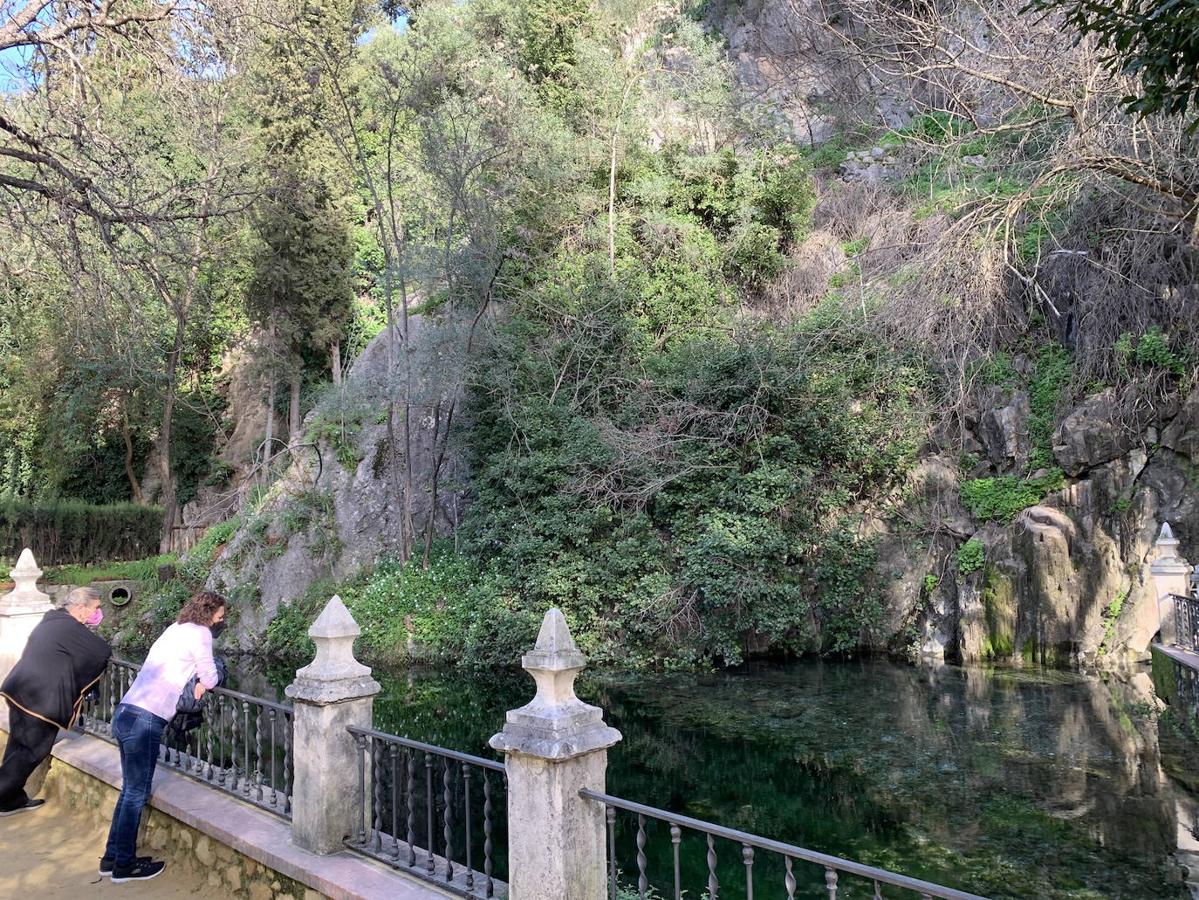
[103,704,167,867]
[0,705,58,811]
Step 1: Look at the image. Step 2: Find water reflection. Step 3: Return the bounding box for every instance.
[226,658,1199,899]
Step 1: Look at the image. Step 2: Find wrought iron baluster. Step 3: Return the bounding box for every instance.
[463,763,474,891]
[254,705,264,803]
[706,833,718,899]
[670,823,681,900]
[483,771,495,897]
[606,806,617,900]
[242,700,252,797]
[425,753,435,874]
[219,695,231,785]
[268,708,278,808]
[107,662,117,726]
[873,880,884,899]
[443,756,455,882]
[825,867,838,900]
[204,696,216,781]
[406,749,417,867]
[372,738,385,852]
[784,857,796,900]
[230,696,241,792]
[636,814,648,897]
[390,745,401,860]
[742,844,754,900]
[282,711,293,815]
[354,733,368,845]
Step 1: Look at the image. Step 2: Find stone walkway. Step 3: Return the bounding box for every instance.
[0,794,211,898]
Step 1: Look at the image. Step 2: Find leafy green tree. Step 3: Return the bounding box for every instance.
[246,1,357,448]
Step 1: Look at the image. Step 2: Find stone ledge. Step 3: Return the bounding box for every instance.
[44,727,454,900]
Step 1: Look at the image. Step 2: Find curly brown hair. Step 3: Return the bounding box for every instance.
[177,590,227,627]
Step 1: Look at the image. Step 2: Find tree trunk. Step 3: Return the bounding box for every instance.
[157,319,185,553]
[121,400,144,504]
[288,371,302,446]
[263,377,276,478]
[331,339,342,386]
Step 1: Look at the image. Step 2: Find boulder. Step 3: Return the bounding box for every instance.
[1053,387,1153,476]
[1161,385,1199,464]
[977,389,1030,472]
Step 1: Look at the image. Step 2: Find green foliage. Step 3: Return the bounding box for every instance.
[960,470,1065,522]
[619,147,815,314]
[883,111,972,146]
[974,352,1018,387]
[1028,344,1072,469]
[841,237,870,257]
[461,305,927,666]
[518,0,592,115]
[265,544,536,668]
[1099,587,1128,653]
[0,500,163,566]
[1115,327,1187,375]
[956,539,986,577]
[176,518,241,586]
[44,553,177,586]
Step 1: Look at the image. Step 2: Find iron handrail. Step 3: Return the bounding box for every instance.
[581,788,991,900]
[344,724,508,898]
[346,724,505,772]
[78,658,295,819]
[1172,593,1199,651]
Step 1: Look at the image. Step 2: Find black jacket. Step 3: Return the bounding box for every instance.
[1,608,111,729]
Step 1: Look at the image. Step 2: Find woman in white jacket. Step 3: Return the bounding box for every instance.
[101,590,226,883]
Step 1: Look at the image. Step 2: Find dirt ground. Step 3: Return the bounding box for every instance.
[0,732,213,898]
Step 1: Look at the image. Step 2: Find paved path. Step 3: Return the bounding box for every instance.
[0,781,211,898]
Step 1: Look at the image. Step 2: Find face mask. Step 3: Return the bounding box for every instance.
[210,620,227,640]
[84,607,103,629]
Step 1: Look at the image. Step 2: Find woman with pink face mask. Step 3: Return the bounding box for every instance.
[0,586,111,816]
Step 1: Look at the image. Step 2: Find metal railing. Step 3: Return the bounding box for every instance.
[345,725,509,899]
[78,659,294,819]
[581,789,990,900]
[1174,593,1199,651]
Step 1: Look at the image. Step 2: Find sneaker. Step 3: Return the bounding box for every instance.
[0,798,45,817]
[99,856,152,877]
[110,859,166,883]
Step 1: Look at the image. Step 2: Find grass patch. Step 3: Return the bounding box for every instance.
[44,554,178,586]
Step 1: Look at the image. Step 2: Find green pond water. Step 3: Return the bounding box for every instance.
[226,658,1199,899]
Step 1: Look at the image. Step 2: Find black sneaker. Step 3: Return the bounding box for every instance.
[99,856,152,877]
[110,859,166,883]
[0,798,44,816]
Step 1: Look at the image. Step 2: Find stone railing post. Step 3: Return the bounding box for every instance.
[1150,522,1193,645]
[0,549,54,694]
[490,609,622,900]
[284,595,380,854]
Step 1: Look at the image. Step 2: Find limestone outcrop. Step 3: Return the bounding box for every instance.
[205,317,468,646]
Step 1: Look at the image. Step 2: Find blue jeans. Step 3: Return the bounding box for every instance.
[103,704,167,867]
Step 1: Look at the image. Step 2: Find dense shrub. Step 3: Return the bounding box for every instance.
[960,470,1065,522]
[458,306,928,667]
[0,499,163,566]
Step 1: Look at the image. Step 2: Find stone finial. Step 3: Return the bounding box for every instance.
[285,595,379,704]
[490,608,621,760]
[1158,522,1180,554]
[1,548,52,614]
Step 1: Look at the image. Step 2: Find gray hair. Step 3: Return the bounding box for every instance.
[60,587,101,610]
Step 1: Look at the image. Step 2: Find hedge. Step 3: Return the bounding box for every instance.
[0,499,164,566]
